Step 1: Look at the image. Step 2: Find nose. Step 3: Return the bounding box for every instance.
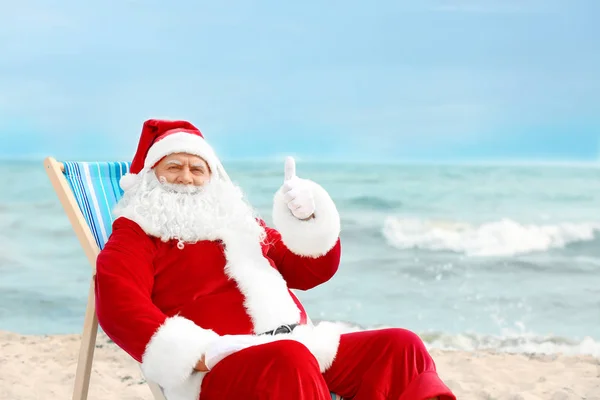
[177,168,194,185]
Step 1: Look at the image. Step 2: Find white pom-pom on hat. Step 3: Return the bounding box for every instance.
[119,173,140,191]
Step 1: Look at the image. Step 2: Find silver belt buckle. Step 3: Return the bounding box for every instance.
[273,324,292,335]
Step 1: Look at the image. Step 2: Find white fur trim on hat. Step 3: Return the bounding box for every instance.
[144,131,220,174]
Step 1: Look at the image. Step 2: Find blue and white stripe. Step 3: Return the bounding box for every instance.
[62,161,130,250]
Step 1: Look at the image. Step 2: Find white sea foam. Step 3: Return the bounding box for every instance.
[422,330,600,358]
[330,321,600,358]
[383,217,600,256]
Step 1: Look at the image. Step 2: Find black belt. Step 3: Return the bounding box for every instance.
[260,323,299,336]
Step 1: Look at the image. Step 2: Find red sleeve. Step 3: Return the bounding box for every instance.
[94,217,166,363]
[95,217,219,393]
[264,224,341,291]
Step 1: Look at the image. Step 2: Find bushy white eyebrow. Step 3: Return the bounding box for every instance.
[166,160,183,166]
[191,163,206,168]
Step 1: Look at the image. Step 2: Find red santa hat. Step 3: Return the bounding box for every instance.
[120,119,229,191]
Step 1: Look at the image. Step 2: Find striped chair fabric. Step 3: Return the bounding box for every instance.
[61,161,344,400]
[62,161,131,250]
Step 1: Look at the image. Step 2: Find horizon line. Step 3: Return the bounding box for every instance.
[1,155,599,168]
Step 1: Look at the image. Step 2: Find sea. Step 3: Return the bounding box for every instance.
[1,160,599,358]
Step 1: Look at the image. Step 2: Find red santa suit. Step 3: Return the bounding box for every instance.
[95,119,456,400]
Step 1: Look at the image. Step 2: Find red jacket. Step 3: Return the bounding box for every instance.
[95,217,341,363]
[94,178,344,400]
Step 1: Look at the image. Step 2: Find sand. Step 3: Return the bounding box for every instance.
[1,330,599,400]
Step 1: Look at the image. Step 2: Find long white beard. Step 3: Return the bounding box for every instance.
[113,171,266,245]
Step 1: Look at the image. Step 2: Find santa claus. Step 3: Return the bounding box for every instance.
[95,119,456,400]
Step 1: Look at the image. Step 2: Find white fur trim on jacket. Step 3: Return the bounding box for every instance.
[272,179,341,258]
[141,316,219,399]
[284,320,344,372]
[220,228,302,333]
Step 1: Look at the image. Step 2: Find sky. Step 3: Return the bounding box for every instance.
[0,0,599,163]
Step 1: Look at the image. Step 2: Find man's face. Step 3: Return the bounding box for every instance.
[153,153,211,186]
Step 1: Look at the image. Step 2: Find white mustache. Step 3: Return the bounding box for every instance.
[157,175,205,194]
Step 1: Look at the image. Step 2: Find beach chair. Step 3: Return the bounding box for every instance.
[43,157,344,400]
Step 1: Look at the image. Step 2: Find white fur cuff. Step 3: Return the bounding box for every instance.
[141,316,219,391]
[273,179,341,257]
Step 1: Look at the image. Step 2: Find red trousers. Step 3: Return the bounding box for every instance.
[200,328,456,400]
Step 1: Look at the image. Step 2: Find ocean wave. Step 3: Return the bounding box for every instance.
[331,321,599,358]
[421,330,600,358]
[345,195,402,210]
[322,321,600,357]
[382,217,600,257]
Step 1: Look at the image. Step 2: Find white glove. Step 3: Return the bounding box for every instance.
[203,334,260,370]
[281,157,315,220]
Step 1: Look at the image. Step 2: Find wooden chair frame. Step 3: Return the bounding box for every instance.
[44,156,166,400]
